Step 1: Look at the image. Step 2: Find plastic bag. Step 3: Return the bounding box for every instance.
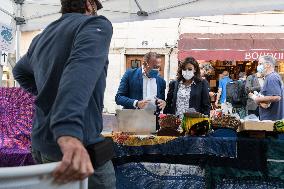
[244,114,259,121]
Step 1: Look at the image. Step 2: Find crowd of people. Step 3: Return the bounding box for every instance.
[212,55,284,120]
[116,52,284,122]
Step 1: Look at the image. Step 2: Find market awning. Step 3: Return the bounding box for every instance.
[178,33,284,61]
[1,0,284,32]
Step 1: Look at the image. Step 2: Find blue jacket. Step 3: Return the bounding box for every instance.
[13,13,113,159]
[115,68,166,109]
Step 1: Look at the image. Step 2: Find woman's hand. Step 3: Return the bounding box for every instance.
[156,99,166,110]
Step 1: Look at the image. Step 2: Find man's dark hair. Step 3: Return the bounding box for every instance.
[143,52,158,65]
[222,70,229,77]
[61,0,87,14]
[60,0,102,14]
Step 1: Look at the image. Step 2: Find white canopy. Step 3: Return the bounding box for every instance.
[1,0,284,32]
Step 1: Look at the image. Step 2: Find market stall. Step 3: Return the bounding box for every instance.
[1,89,284,189]
[110,134,284,189]
[106,111,284,189]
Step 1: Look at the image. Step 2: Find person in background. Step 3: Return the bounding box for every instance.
[215,71,232,114]
[164,57,210,117]
[249,55,284,121]
[200,62,214,81]
[13,0,116,188]
[231,72,247,119]
[115,52,166,110]
[200,62,216,109]
[245,70,264,116]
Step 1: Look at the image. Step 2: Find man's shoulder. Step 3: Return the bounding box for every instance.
[247,75,254,80]
[124,68,141,77]
[87,15,112,26]
[219,78,226,84]
[56,14,112,34]
[157,75,166,82]
[266,72,282,83]
[61,14,111,24]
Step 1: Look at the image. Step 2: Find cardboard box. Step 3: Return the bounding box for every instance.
[239,120,274,132]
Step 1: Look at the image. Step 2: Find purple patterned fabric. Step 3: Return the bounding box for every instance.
[0,87,35,167]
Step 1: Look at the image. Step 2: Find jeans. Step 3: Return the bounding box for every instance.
[32,149,116,189]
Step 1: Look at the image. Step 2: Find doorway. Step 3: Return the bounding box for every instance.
[125,54,165,78]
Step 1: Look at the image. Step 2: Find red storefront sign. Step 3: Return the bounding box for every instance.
[178,33,284,61]
[178,50,284,61]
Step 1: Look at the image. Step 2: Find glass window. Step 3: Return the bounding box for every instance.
[131,59,141,68]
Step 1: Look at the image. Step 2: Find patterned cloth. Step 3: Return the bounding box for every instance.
[113,137,284,189]
[114,136,237,159]
[115,162,205,189]
[0,87,35,167]
[216,179,284,189]
[176,82,193,118]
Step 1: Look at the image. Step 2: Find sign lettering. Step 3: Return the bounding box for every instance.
[244,51,284,60]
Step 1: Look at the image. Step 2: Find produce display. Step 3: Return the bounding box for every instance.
[274,120,284,133]
[181,112,210,136]
[211,115,241,130]
[157,115,182,136]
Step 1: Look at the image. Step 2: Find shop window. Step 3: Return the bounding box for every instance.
[279,61,284,74]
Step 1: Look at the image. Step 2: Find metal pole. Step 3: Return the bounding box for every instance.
[14,0,25,87]
[16,3,22,63]
[167,48,173,89]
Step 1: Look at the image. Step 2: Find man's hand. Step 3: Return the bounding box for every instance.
[137,100,150,109]
[53,136,94,183]
[259,102,271,109]
[249,93,272,108]
[156,99,166,110]
[248,92,255,100]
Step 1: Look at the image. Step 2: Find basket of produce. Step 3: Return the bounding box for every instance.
[211,115,241,131]
[157,114,182,136]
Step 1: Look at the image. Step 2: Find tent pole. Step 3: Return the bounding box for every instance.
[16,27,21,63]
[14,0,25,87]
[15,2,23,63]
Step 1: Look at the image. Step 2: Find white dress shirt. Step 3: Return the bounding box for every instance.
[133,67,158,108]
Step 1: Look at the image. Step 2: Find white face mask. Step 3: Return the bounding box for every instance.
[182,70,194,80]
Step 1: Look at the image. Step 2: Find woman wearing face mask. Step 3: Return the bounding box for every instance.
[164,57,210,117]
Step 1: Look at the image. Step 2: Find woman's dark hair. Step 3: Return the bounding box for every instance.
[177,57,202,82]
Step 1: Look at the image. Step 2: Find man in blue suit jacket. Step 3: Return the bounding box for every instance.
[115,52,166,110]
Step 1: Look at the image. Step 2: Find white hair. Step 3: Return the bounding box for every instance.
[258,55,276,68]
